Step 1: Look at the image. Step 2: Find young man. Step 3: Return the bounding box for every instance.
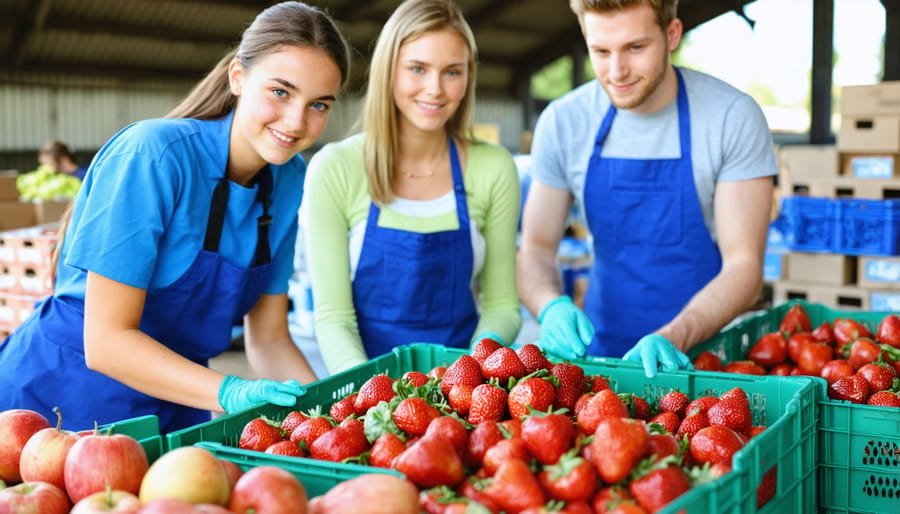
[518,0,776,376]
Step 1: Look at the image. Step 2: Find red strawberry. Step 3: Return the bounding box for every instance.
[647,432,679,462]
[677,407,710,440]
[289,416,333,449]
[483,436,531,475]
[329,393,357,423]
[607,501,649,514]
[619,393,651,421]
[538,451,598,502]
[573,392,593,418]
[706,392,752,434]
[473,337,504,365]
[828,375,869,403]
[521,410,574,465]
[685,395,719,414]
[689,425,745,465]
[844,338,885,370]
[517,343,553,374]
[264,440,304,457]
[659,391,689,418]
[309,425,370,462]
[692,351,723,371]
[649,411,680,435]
[749,425,767,438]
[392,434,464,488]
[552,362,588,393]
[723,360,766,375]
[465,420,504,468]
[748,331,788,368]
[353,374,396,415]
[239,417,283,452]
[448,383,475,416]
[876,314,900,348]
[856,361,897,393]
[589,374,612,392]
[458,477,502,513]
[482,459,547,514]
[833,318,872,347]
[629,465,692,513]
[392,397,440,436]
[796,341,834,376]
[820,359,856,385]
[867,390,900,407]
[482,347,527,382]
[779,303,812,335]
[592,485,632,514]
[757,466,778,509]
[589,417,650,484]
[428,366,447,380]
[577,389,629,434]
[401,370,430,387]
[811,321,835,344]
[279,410,308,434]
[553,385,581,413]
[788,332,820,363]
[441,355,484,396]
[368,432,406,468]
[468,383,508,424]
[508,377,557,420]
[423,415,468,456]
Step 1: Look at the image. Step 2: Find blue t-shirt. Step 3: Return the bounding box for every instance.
[531,67,778,242]
[55,112,303,300]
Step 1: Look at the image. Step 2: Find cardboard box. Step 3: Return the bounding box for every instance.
[840,153,899,179]
[858,256,900,289]
[773,280,870,311]
[779,145,839,180]
[0,171,19,202]
[782,177,900,199]
[33,201,69,225]
[841,81,900,116]
[763,251,788,282]
[837,115,900,153]
[786,252,857,285]
[0,202,37,231]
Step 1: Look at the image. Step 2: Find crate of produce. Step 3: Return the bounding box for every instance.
[780,196,837,252]
[689,300,900,513]
[835,198,900,256]
[169,344,818,513]
[98,414,165,464]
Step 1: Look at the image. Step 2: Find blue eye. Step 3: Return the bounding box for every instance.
[411,66,425,73]
[311,102,330,112]
[273,89,288,98]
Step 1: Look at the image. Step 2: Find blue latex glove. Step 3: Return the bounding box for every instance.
[218,375,306,414]
[622,334,694,378]
[536,295,594,361]
[470,331,506,349]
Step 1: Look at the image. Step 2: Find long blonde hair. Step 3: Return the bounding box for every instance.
[167,1,351,119]
[362,0,478,205]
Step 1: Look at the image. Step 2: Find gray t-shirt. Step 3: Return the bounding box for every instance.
[530,67,777,242]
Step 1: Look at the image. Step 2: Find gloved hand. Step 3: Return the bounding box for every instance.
[470,331,506,349]
[623,334,693,378]
[536,295,594,361]
[218,375,306,414]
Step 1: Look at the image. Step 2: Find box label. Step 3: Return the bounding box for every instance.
[864,259,900,283]
[871,291,900,312]
[852,156,895,179]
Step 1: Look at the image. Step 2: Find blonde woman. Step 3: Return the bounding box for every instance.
[303,0,521,374]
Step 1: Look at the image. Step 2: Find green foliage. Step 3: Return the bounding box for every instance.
[530,55,593,101]
[16,164,81,201]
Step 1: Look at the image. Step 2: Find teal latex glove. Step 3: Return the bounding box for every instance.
[622,334,694,378]
[470,331,506,349]
[218,375,306,414]
[536,295,594,361]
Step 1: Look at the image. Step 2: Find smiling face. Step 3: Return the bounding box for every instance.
[392,28,470,137]
[228,44,342,177]
[583,3,682,114]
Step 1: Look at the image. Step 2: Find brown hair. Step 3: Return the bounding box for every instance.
[38,140,77,168]
[361,0,478,205]
[167,1,351,120]
[569,0,678,30]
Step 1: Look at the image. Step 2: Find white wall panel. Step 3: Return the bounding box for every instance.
[0,86,54,150]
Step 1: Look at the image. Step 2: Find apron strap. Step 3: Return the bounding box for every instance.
[202,167,273,267]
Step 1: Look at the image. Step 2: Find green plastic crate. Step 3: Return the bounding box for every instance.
[689,300,900,514]
[168,343,818,512]
[99,414,165,464]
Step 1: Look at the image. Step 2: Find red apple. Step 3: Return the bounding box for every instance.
[0,480,70,514]
[138,447,229,506]
[64,429,149,504]
[217,458,244,491]
[228,466,308,514]
[137,498,200,513]
[70,487,141,514]
[19,407,81,490]
[0,409,51,484]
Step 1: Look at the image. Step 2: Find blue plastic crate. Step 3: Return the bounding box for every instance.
[835,198,900,256]
[780,197,836,252]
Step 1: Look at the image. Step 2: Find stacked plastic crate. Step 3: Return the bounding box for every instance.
[0,224,57,338]
[774,81,900,311]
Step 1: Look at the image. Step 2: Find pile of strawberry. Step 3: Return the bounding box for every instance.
[692,305,900,407]
[235,340,776,514]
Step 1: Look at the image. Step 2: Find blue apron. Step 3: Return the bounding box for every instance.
[352,138,478,357]
[0,168,274,433]
[582,69,721,357]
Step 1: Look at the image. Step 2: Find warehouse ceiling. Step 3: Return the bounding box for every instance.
[0,0,754,96]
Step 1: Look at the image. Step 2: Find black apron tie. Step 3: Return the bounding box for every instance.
[203,167,273,266]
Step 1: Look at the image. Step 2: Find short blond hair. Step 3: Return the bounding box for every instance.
[569,0,677,30]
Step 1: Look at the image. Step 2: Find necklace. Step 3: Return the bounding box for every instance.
[400,140,449,180]
[406,169,436,179]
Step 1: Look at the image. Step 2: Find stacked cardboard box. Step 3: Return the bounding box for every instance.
[0,225,57,337]
[771,82,900,311]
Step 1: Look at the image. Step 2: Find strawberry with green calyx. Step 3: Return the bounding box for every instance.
[592,485,633,514]
[483,436,531,475]
[628,456,691,513]
[576,388,629,435]
[309,423,370,462]
[856,355,898,393]
[420,485,494,514]
[538,448,598,502]
[508,376,558,421]
[648,412,679,436]
[811,321,835,344]
[589,417,650,484]
[658,390,689,418]
[588,374,612,393]
[472,337,504,366]
[367,432,406,468]
[676,406,709,440]
[424,415,470,458]
[482,347,527,382]
[392,397,441,436]
[706,387,752,434]
[517,343,554,374]
[354,373,397,415]
[481,458,547,513]
[362,400,405,444]
[646,424,681,464]
[401,370,430,387]
[552,362,589,393]
[289,415,333,452]
[779,303,812,335]
[828,374,870,403]
[841,337,887,370]
[867,390,900,407]
[688,425,745,465]
[393,434,465,488]
[686,460,732,487]
[238,415,284,452]
[279,410,309,434]
[428,366,448,380]
[468,380,509,424]
[465,420,505,468]
[329,393,357,423]
[606,500,649,514]
[522,407,574,465]
[458,477,502,513]
[877,314,900,348]
[685,395,719,414]
[833,318,873,347]
[618,393,650,421]
[441,354,484,396]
